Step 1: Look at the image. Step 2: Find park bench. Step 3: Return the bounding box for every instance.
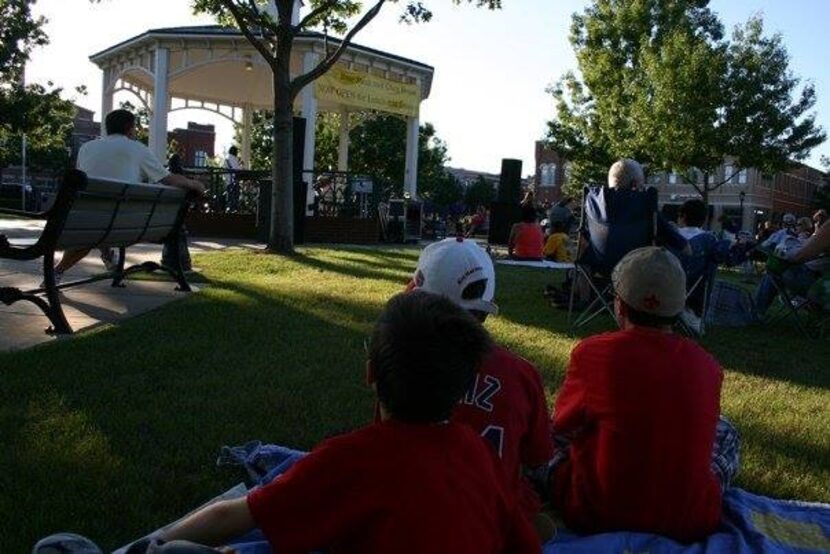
[0,169,194,335]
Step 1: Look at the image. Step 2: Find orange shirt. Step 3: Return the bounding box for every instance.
[513,223,544,259]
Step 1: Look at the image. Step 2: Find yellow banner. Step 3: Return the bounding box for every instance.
[315,67,421,118]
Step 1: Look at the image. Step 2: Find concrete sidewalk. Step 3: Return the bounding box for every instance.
[0,217,264,351]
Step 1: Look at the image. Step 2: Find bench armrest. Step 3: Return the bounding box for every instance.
[0,206,48,219]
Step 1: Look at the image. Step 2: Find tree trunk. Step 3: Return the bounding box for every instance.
[269,39,295,253]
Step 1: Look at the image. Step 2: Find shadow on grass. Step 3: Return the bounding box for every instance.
[289,251,412,286]
[0,280,383,552]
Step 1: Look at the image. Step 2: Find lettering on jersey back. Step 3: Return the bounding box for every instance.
[461,374,502,412]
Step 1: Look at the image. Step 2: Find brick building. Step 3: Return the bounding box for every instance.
[648,159,826,232]
[534,141,570,205]
[168,122,216,167]
[534,141,826,231]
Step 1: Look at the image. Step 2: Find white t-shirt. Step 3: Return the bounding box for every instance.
[77,134,170,183]
[225,154,243,171]
[678,226,706,240]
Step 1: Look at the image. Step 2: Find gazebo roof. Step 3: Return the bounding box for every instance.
[89,25,434,112]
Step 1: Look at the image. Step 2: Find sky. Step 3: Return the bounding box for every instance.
[25,0,830,175]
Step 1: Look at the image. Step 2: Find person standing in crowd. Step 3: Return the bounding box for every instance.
[51,109,204,283]
[548,247,738,542]
[224,146,244,212]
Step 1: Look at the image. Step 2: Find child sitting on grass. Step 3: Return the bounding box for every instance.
[543,220,573,263]
[153,291,541,554]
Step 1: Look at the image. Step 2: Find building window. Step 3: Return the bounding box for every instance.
[668,172,677,185]
[724,165,734,184]
[194,150,208,167]
[738,169,748,184]
[539,163,557,187]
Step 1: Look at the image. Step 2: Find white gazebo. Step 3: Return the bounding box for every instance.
[88,23,434,207]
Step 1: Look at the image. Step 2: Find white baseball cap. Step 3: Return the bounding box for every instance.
[409,238,498,315]
[612,246,686,317]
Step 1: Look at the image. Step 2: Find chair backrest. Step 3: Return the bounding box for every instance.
[580,186,658,275]
[53,172,187,250]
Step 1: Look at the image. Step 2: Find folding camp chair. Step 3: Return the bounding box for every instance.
[568,186,658,327]
[763,254,829,339]
[676,235,731,337]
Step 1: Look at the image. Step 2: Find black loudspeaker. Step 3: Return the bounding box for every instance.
[498,158,523,204]
[488,201,523,245]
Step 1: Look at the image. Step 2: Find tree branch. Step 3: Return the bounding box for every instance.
[223,0,277,66]
[297,0,340,31]
[707,168,743,193]
[290,0,387,98]
[676,171,705,196]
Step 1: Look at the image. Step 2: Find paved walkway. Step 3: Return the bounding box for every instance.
[0,217,264,352]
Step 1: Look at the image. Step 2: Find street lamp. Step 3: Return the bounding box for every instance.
[739,191,746,231]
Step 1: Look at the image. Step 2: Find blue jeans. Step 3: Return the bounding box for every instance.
[754,266,817,316]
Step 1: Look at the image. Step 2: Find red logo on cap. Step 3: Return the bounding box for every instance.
[642,294,661,311]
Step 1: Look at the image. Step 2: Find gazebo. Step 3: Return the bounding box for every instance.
[88,23,435,210]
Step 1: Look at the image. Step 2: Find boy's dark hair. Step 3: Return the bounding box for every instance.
[105,109,136,136]
[679,199,707,227]
[369,291,492,423]
[521,204,537,223]
[229,145,239,156]
[621,300,679,328]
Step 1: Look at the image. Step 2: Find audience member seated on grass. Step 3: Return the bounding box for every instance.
[406,237,554,540]
[509,205,545,261]
[547,197,576,234]
[760,213,798,251]
[139,291,541,554]
[547,247,739,542]
[755,220,830,317]
[814,209,828,234]
[796,216,814,240]
[675,199,729,332]
[543,220,573,263]
[466,206,489,237]
[553,159,688,310]
[52,109,205,284]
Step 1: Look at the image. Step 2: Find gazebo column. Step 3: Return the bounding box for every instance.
[301,51,319,213]
[241,105,253,168]
[149,47,170,161]
[101,68,113,136]
[338,109,350,171]
[404,113,419,198]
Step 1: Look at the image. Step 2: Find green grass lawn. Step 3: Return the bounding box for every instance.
[0,246,828,550]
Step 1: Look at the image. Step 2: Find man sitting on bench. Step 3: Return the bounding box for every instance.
[51,109,204,284]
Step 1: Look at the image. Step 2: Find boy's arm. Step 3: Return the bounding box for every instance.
[552,345,590,438]
[161,497,255,547]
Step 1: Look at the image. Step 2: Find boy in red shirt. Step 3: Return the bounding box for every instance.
[407,238,554,524]
[157,292,540,554]
[549,247,739,542]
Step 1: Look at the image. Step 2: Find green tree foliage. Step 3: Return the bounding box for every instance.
[547,0,825,206]
[0,0,75,173]
[190,0,502,252]
[464,175,495,210]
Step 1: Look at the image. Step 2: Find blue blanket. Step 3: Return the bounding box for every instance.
[226,445,830,554]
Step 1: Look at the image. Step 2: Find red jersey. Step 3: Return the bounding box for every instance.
[454,346,553,514]
[551,327,723,542]
[247,420,540,554]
